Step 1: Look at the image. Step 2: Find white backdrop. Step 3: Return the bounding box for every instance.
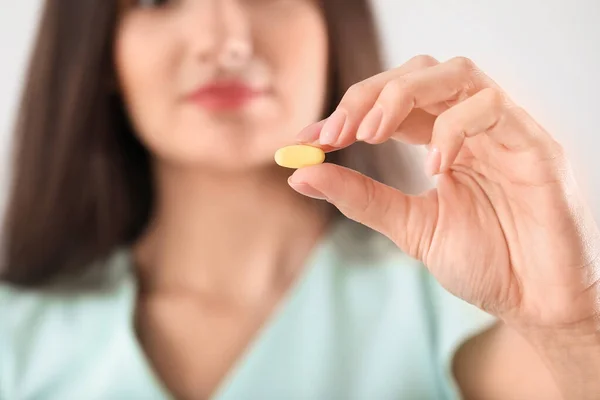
[1,0,599,220]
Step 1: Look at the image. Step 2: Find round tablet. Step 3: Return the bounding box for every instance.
[274,145,325,169]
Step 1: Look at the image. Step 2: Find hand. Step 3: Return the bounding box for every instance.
[289,55,600,335]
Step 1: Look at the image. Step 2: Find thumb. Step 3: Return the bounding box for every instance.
[288,163,434,259]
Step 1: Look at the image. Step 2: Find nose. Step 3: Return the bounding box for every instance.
[183,0,253,70]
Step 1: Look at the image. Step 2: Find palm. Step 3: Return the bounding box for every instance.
[419,137,594,327]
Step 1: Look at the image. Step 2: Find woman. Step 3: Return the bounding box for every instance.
[1,0,599,399]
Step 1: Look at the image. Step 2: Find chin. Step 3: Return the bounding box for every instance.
[147,113,297,171]
[155,137,283,173]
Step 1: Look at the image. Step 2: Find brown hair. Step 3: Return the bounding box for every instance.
[1,0,426,287]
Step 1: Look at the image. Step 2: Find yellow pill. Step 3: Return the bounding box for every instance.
[274,145,325,169]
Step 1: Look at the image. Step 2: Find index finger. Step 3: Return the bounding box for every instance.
[295,55,441,147]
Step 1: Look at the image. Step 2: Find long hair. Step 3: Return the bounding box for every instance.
[1,0,427,287]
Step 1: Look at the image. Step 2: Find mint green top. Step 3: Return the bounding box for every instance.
[0,221,495,399]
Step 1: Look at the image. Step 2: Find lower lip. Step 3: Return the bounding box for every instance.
[186,87,262,111]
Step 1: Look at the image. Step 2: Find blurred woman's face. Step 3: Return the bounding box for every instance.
[115,0,329,171]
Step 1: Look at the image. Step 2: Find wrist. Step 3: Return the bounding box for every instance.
[521,319,600,400]
[523,316,600,351]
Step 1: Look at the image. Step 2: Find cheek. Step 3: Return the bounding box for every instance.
[114,19,176,154]
[266,11,329,129]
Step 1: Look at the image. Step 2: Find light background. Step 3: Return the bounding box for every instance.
[1,1,599,220]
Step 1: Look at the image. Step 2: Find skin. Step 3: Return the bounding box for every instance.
[292,56,600,398]
[116,0,600,399]
[115,0,331,398]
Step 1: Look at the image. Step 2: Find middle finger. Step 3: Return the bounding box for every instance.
[312,54,441,147]
[330,56,500,147]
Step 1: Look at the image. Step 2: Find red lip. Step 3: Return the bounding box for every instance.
[185,81,262,111]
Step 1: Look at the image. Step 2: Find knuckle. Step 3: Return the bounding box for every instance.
[346,82,368,98]
[361,177,396,232]
[480,87,507,111]
[382,77,410,98]
[509,105,544,139]
[551,140,566,159]
[434,112,463,137]
[510,105,531,121]
[409,54,439,69]
[447,56,483,95]
[339,82,369,108]
[539,132,567,162]
[535,138,569,177]
[450,56,478,72]
[361,177,378,214]
[339,81,368,110]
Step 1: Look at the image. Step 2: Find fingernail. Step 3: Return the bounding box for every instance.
[288,179,328,201]
[320,109,347,145]
[425,147,442,176]
[356,104,383,141]
[296,119,326,142]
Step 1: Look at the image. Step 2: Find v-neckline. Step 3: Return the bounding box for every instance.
[117,220,345,400]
